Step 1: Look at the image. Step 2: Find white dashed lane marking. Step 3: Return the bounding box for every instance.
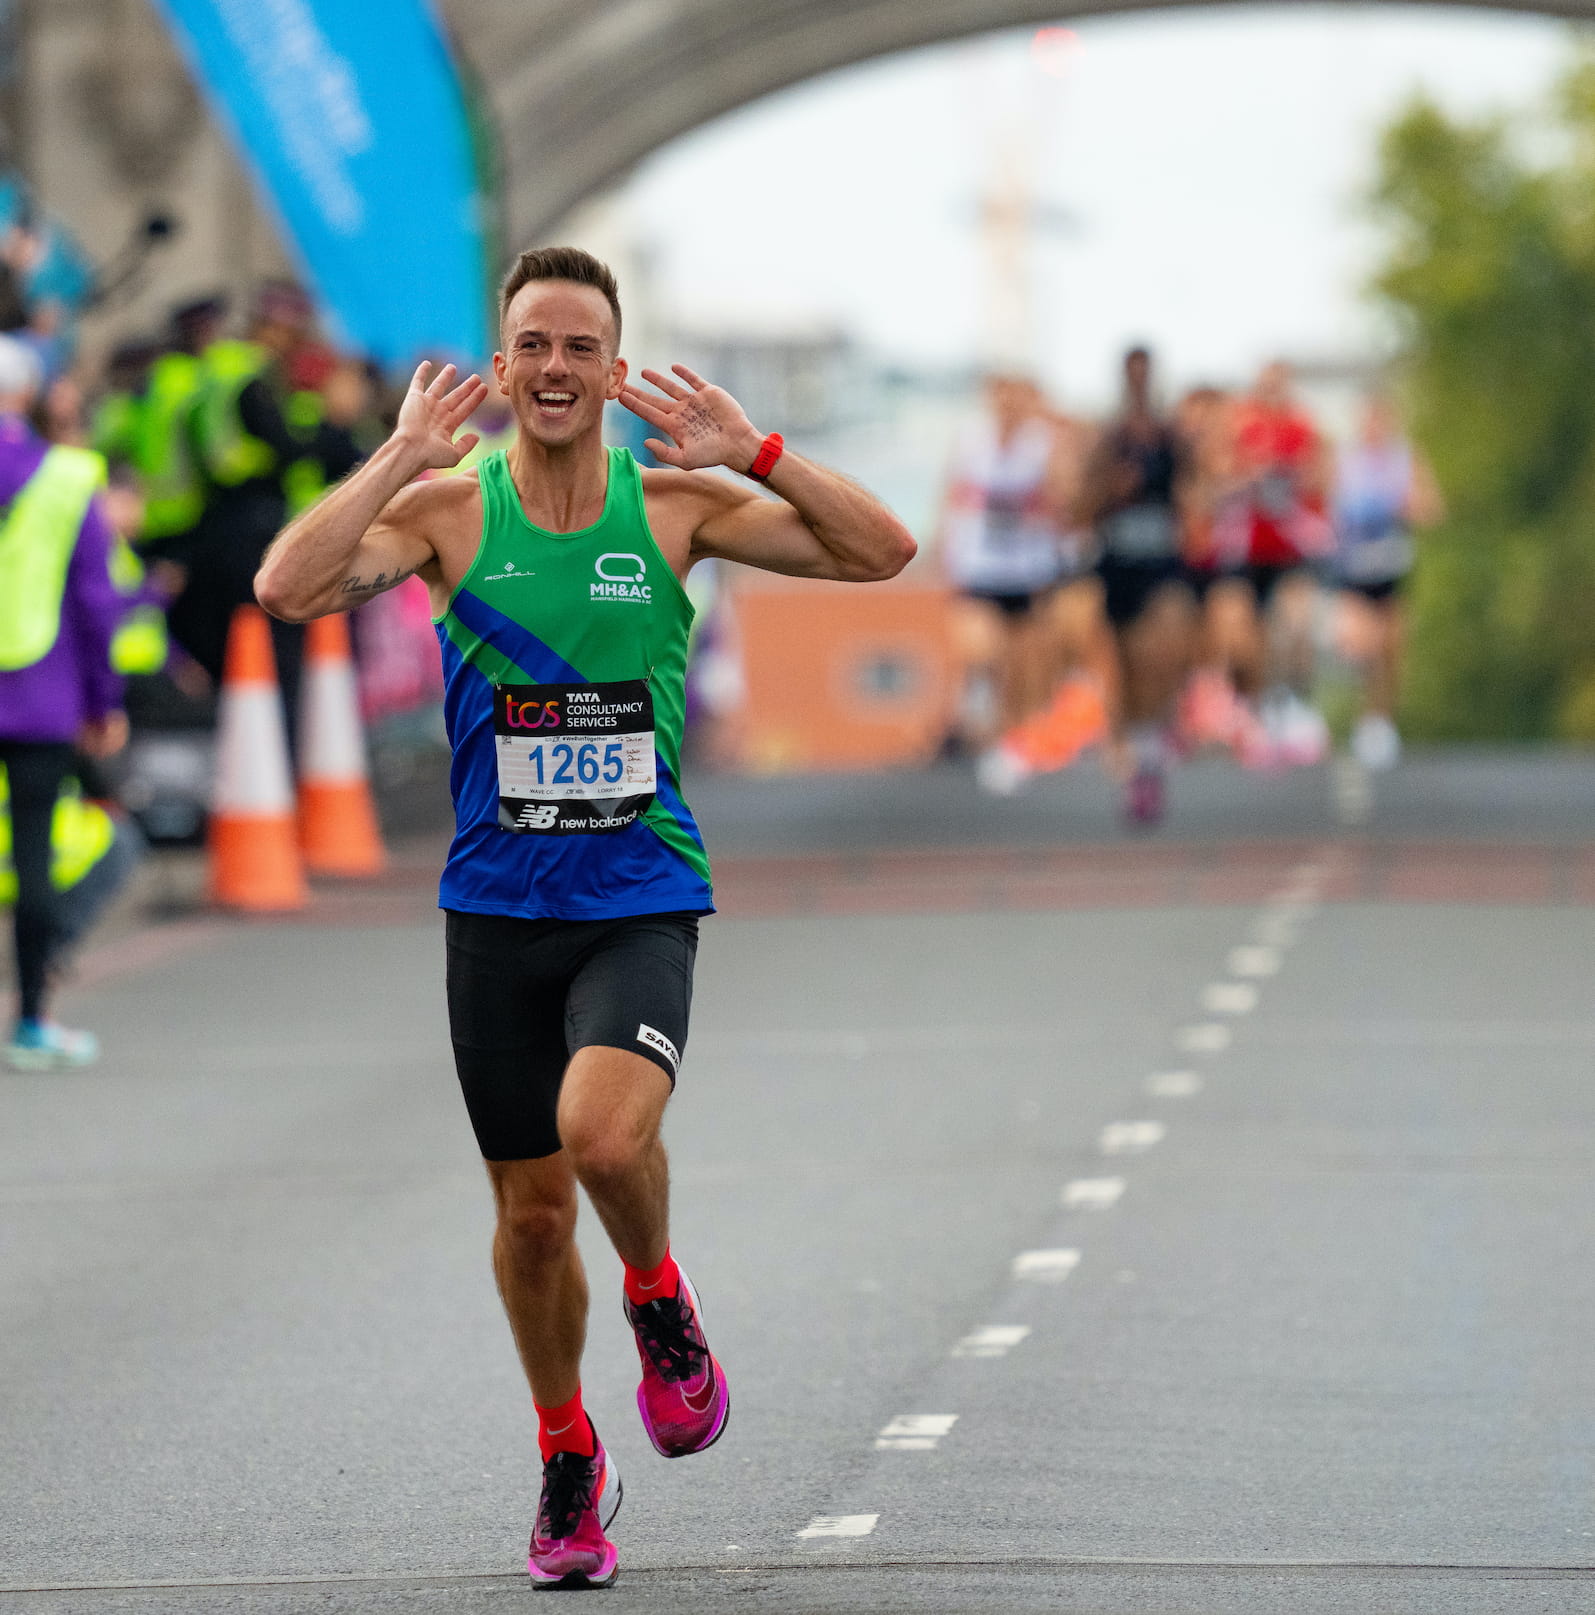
[1099,1120,1166,1155]
[1227,945,1280,978]
[1201,981,1260,1016]
[1012,1247,1081,1282]
[952,1324,1031,1358]
[876,1414,958,1450]
[1147,1069,1203,1098]
[1062,1176,1126,1209]
[1176,1022,1233,1053]
[1251,915,1299,948]
[798,1514,879,1538]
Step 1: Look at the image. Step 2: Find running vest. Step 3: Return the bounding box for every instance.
[0,446,106,671]
[1096,423,1182,564]
[944,418,1063,596]
[434,447,714,922]
[1335,440,1415,583]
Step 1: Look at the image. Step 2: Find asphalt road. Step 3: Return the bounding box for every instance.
[6,757,1595,1613]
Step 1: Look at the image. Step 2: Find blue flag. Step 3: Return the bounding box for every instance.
[152,0,490,364]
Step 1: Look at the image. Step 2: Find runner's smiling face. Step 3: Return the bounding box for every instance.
[494,281,626,447]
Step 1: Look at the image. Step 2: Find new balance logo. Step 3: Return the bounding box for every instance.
[516,803,559,829]
[637,1023,680,1074]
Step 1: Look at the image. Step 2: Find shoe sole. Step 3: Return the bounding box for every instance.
[530,1560,618,1591]
[6,1048,98,1072]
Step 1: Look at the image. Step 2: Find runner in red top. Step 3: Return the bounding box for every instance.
[1229,361,1330,765]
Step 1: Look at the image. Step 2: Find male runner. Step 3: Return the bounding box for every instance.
[1079,347,1196,825]
[1332,391,1442,769]
[255,247,915,1588]
[1231,360,1331,763]
[939,374,1073,778]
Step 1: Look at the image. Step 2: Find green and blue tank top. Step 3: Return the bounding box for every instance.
[433,446,713,921]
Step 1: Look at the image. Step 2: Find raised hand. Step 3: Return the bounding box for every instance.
[618,365,764,473]
[395,361,490,471]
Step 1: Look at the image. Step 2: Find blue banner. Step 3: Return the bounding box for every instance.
[152,0,490,364]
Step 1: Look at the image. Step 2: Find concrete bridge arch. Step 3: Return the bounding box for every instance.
[450,0,1595,243]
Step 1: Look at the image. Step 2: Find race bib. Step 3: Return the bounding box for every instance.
[1256,469,1298,518]
[493,680,656,835]
[1101,504,1177,561]
[983,491,1028,550]
[1341,531,1414,583]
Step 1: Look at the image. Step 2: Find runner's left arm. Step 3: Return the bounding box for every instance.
[620,366,916,582]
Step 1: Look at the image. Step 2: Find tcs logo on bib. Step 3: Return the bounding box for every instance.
[504,696,561,729]
[591,552,652,603]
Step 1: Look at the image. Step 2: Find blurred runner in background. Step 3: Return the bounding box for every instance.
[1333,391,1443,769]
[1232,360,1331,765]
[0,334,127,1070]
[1174,385,1271,766]
[940,374,1075,773]
[969,392,1111,795]
[1081,347,1196,826]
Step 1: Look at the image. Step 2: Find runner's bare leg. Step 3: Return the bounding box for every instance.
[559,1047,673,1271]
[486,1153,587,1406]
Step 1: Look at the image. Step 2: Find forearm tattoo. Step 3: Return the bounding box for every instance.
[339,566,414,598]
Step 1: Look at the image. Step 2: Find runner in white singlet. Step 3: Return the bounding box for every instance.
[939,375,1076,772]
[1333,392,1443,769]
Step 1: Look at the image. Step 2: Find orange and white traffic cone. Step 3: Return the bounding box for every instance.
[296,612,386,877]
[208,606,309,911]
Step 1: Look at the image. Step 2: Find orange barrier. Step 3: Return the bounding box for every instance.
[207,606,309,912]
[726,579,955,772]
[296,613,387,876]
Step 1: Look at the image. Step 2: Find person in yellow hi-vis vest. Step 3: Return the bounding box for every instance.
[0,768,143,987]
[188,282,313,726]
[0,334,129,1070]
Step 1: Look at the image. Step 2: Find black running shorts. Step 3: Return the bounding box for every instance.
[962,585,1055,620]
[444,908,699,1162]
[1096,557,1188,628]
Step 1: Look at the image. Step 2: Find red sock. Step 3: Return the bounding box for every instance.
[623,1247,680,1307]
[535,1390,595,1460]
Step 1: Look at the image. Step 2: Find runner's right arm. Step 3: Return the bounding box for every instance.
[255,362,487,622]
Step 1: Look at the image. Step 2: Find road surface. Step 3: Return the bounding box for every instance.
[5,753,1595,1612]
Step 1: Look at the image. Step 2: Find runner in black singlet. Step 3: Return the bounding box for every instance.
[1080,348,1196,826]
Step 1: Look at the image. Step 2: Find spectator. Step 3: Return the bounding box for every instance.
[0,334,128,1069]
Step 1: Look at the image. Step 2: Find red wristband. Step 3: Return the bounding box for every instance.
[745,432,784,482]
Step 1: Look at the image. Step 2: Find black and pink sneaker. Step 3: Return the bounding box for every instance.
[527,1425,622,1590]
[624,1269,730,1458]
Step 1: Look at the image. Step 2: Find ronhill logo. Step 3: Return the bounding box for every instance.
[592,552,651,602]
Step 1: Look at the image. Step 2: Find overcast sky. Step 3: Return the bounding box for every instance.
[624,4,1570,409]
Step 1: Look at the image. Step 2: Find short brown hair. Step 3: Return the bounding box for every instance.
[499,246,622,349]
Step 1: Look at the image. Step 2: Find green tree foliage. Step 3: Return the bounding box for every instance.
[1370,61,1595,740]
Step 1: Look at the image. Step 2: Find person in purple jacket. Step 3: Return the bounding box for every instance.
[0,334,128,1069]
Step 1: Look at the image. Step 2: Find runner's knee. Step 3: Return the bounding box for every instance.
[495,1184,578,1266]
[560,1115,654,1192]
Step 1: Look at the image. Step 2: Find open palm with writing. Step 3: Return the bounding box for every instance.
[619,366,763,472]
[396,361,490,471]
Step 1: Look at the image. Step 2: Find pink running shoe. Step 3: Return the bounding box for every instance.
[1124,766,1166,829]
[527,1426,622,1590]
[624,1269,730,1458]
